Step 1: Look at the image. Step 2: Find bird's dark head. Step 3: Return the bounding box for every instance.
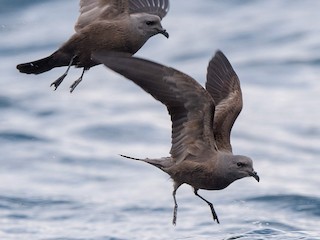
[133,13,169,38]
[231,155,260,182]
[219,154,259,183]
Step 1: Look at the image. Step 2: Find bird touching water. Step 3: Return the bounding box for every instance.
[16,0,169,92]
[93,50,260,225]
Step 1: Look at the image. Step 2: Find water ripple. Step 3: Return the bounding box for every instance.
[0,95,13,109]
[247,194,320,217]
[226,229,318,240]
[79,123,160,143]
[0,195,76,210]
[0,0,53,14]
[1,0,320,239]
[0,131,46,142]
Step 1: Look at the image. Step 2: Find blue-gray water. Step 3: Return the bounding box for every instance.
[1,0,320,239]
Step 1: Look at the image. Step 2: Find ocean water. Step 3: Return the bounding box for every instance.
[1,0,320,239]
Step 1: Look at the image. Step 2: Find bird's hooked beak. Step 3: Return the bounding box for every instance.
[159,29,169,38]
[250,171,260,182]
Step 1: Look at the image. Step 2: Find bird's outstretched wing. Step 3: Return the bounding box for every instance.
[93,53,217,164]
[206,50,242,153]
[129,0,170,19]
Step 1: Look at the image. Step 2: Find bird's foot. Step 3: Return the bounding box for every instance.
[207,202,220,224]
[172,203,178,225]
[69,78,82,93]
[212,210,220,224]
[69,68,85,93]
[194,189,220,224]
[50,73,67,90]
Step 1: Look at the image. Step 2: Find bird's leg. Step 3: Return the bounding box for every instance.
[172,182,181,226]
[69,67,85,93]
[194,188,220,224]
[172,189,178,225]
[50,55,76,90]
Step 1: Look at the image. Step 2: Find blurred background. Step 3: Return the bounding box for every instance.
[0,0,319,239]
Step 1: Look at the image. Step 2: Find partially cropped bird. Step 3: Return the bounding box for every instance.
[17,0,170,92]
[93,50,259,225]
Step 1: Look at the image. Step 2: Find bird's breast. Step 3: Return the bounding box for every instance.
[168,161,232,191]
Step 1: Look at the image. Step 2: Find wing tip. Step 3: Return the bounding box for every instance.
[210,50,237,78]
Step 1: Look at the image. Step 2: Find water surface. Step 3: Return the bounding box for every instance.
[0,0,319,239]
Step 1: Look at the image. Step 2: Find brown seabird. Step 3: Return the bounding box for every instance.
[17,0,169,92]
[93,50,260,225]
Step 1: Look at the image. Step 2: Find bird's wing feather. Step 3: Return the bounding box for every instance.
[75,0,129,32]
[93,53,217,164]
[75,0,169,32]
[205,50,242,153]
[129,0,170,19]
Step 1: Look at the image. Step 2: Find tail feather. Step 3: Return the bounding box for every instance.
[119,154,143,161]
[17,51,72,75]
[17,55,57,74]
[119,154,173,170]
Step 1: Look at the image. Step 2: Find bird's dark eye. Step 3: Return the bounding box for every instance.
[146,21,155,26]
[237,162,244,167]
